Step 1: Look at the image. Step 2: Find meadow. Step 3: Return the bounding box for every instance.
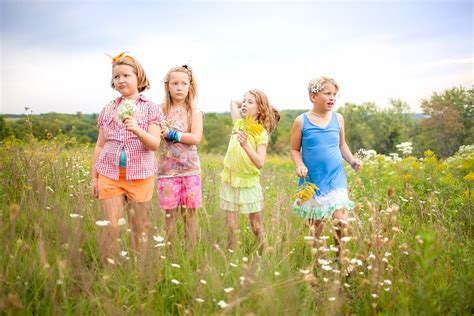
[1,140,473,315]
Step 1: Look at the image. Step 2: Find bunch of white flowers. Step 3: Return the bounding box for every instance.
[117,99,138,121]
[396,142,413,155]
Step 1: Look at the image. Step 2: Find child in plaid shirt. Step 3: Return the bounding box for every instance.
[92,53,163,264]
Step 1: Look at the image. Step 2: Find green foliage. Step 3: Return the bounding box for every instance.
[4,112,98,144]
[2,86,472,157]
[417,86,473,157]
[0,143,472,314]
[339,101,416,156]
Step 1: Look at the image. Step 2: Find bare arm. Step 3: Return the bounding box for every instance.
[123,117,162,151]
[237,131,267,169]
[230,100,242,120]
[177,111,203,145]
[337,113,361,171]
[290,115,308,177]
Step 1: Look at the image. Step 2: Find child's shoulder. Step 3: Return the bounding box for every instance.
[100,97,121,116]
[335,112,344,123]
[292,112,306,125]
[137,94,159,107]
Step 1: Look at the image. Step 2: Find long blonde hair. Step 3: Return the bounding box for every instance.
[162,65,198,130]
[248,89,280,134]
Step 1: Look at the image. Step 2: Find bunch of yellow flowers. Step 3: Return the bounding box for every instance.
[240,115,264,137]
[293,180,319,206]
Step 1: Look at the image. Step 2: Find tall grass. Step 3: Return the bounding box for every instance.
[1,140,473,315]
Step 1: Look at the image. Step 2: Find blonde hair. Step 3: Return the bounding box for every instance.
[162,65,198,130]
[307,76,339,97]
[248,89,280,134]
[111,55,150,92]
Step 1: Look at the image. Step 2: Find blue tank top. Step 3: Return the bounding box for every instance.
[299,112,348,196]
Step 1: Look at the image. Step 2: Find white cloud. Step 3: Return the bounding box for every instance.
[1,3,471,114]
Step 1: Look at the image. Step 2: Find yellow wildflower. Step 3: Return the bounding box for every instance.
[464,171,474,182]
[293,180,319,206]
[241,115,264,137]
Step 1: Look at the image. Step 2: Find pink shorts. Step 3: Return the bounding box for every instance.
[157,175,202,209]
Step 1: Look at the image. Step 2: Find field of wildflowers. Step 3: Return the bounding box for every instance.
[1,140,473,314]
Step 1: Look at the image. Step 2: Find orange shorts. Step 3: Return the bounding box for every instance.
[98,168,154,203]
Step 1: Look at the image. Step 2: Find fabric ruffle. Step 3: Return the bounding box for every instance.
[220,168,260,188]
[220,181,263,213]
[292,188,354,220]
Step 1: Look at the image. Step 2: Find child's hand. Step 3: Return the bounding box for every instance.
[123,116,140,134]
[236,130,248,147]
[231,100,242,108]
[350,159,362,171]
[296,164,308,178]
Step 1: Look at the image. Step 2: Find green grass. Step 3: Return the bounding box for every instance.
[1,140,473,315]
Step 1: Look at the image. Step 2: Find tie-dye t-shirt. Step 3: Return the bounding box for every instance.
[157,105,202,178]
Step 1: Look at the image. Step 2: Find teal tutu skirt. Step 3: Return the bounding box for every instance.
[293,188,354,220]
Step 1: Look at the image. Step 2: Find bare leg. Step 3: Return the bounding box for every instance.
[226,211,238,250]
[164,208,179,244]
[249,212,265,253]
[332,209,348,264]
[181,207,197,247]
[128,201,150,257]
[99,195,126,264]
[308,219,324,237]
[307,219,324,249]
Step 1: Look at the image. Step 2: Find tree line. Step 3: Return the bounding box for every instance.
[1,86,472,158]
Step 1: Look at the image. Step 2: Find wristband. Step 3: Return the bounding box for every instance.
[167,129,176,141]
[174,131,180,142]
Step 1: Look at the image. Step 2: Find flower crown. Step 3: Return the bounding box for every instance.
[310,82,322,94]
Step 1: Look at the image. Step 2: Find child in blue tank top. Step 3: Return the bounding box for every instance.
[290,76,361,266]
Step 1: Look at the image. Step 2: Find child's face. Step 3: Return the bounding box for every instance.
[312,83,337,111]
[112,65,139,97]
[168,71,190,103]
[241,92,259,118]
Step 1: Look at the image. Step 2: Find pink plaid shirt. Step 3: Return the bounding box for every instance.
[95,95,163,180]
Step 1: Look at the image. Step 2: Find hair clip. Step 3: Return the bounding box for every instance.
[182,64,189,69]
[107,51,129,64]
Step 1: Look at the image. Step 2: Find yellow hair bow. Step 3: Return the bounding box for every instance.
[107,51,129,64]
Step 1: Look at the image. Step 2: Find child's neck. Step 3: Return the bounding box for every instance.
[171,100,186,107]
[122,93,140,101]
[310,107,330,117]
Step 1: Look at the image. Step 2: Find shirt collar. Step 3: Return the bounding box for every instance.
[116,94,148,104]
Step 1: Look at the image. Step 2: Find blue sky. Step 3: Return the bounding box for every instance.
[1,0,472,114]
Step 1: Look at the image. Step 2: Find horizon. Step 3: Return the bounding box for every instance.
[1,0,472,115]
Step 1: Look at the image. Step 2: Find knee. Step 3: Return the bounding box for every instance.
[183,208,196,219]
[227,215,237,230]
[333,210,348,224]
[106,222,121,236]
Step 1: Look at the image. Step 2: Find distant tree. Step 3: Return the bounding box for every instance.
[338,101,416,155]
[200,113,232,154]
[418,86,473,157]
[0,115,11,140]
